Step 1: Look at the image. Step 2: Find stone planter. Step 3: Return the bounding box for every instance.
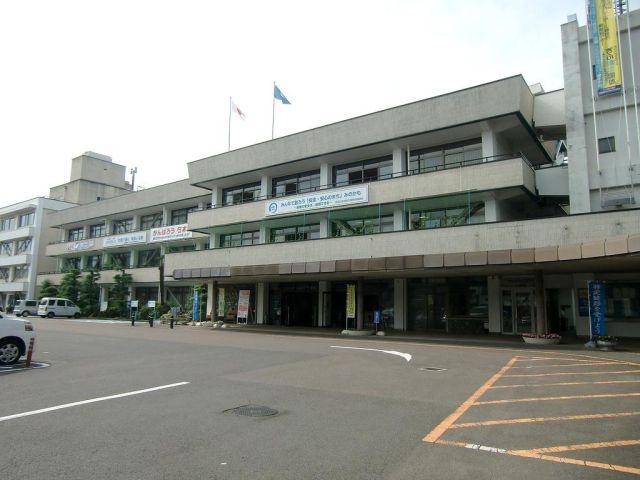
[596,340,617,351]
[522,336,561,345]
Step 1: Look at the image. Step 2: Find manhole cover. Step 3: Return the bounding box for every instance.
[224,405,279,417]
[419,367,447,372]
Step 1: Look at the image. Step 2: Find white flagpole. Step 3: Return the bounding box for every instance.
[228,97,232,152]
[272,82,276,139]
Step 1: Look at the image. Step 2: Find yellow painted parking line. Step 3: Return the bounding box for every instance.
[435,439,640,476]
[505,369,640,377]
[512,439,640,455]
[516,357,617,363]
[510,361,620,369]
[423,356,518,443]
[508,450,640,476]
[474,392,640,405]
[450,411,640,429]
[490,379,640,389]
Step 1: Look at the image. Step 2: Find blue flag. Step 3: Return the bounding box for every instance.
[274,85,291,104]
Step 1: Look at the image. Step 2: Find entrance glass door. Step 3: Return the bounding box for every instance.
[502,289,534,334]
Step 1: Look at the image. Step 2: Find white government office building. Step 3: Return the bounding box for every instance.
[40,9,640,337]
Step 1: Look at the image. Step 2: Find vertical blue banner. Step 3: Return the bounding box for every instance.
[192,287,200,321]
[588,281,606,337]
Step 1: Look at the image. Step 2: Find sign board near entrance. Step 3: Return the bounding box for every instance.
[588,281,606,337]
[346,284,356,319]
[264,185,368,217]
[237,290,251,321]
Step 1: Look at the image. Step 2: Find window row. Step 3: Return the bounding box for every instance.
[0,212,35,232]
[0,239,33,255]
[219,140,487,207]
[0,265,30,281]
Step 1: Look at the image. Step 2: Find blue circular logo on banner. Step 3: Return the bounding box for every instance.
[268,202,278,214]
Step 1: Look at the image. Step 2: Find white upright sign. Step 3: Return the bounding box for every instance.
[264,185,368,217]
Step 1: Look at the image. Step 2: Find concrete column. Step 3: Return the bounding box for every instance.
[393,207,405,231]
[83,224,90,239]
[319,213,329,238]
[356,279,364,330]
[104,219,113,235]
[256,282,268,324]
[487,275,501,333]
[129,250,137,268]
[392,147,406,177]
[535,271,546,334]
[259,223,268,244]
[210,187,222,208]
[261,175,271,199]
[482,129,497,159]
[161,207,171,226]
[207,281,215,320]
[318,281,330,327]
[320,163,332,188]
[393,278,406,331]
[132,214,141,231]
[484,198,501,222]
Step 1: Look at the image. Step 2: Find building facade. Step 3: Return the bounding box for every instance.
[39,9,640,337]
[0,197,76,307]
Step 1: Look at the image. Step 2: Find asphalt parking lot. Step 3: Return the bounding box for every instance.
[2,318,639,479]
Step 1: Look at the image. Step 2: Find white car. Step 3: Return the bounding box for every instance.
[0,312,36,365]
[38,297,81,318]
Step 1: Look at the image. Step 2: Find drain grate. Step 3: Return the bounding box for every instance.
[224,404,279,417]
[419,367,447,372]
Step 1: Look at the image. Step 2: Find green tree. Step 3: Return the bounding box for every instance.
[78,269,101,316]
[58,269,81,302]
[39,279,58,299]
[109,271,132,317]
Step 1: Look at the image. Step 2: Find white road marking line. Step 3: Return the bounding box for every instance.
[330,346,412,362]
[0,382,190,423]
[464,443,507,454]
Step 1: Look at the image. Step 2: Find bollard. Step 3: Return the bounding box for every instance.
[25,338,35,368]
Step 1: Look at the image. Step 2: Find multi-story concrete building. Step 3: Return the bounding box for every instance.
[0,197,76,308]
[39,8,640,337]
[41,179,212,308]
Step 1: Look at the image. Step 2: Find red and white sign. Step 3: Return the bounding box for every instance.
[149,224,192,243]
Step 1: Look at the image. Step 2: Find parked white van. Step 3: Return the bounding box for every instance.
[38,298,81,318]
[13,300,40,317]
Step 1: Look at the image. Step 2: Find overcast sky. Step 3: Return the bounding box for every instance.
[0,0,625,207]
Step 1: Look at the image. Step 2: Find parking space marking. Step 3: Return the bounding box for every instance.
[424,353,640,475]
[423,356,519,443]
[505,369,640,377]
[0,382,189,423]
[510,361,620,368]
[450,411,640,429]
[474,392,640,405]
[491,379,640,388]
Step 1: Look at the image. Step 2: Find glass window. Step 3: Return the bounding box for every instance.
[167,244,196,253]
[222,182,262,206]
[86,255,102,269]
[0,267,9,281]
[112,218,133,234]
[598,136,616,154]
[171,207,196,225]
[333,157,393,186]
[16,239,32,254]
[68,227,84,241]
[331,215,394,237]
[137,249,161,267]
[135,287,158,304]
[89,223,106,238]
[14,265,29,280]
[63,257,81,271]
[0,217,16,231]
[605,283,640,320]
[410,140,482,173]
[18,212,35,227]
[141,213,163,230]
[272,170,320,197]
[220,231,260,248]
[0,242,12,256]
[408,202,485,230]
[270,224,320,243]
[109,252,131,269]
